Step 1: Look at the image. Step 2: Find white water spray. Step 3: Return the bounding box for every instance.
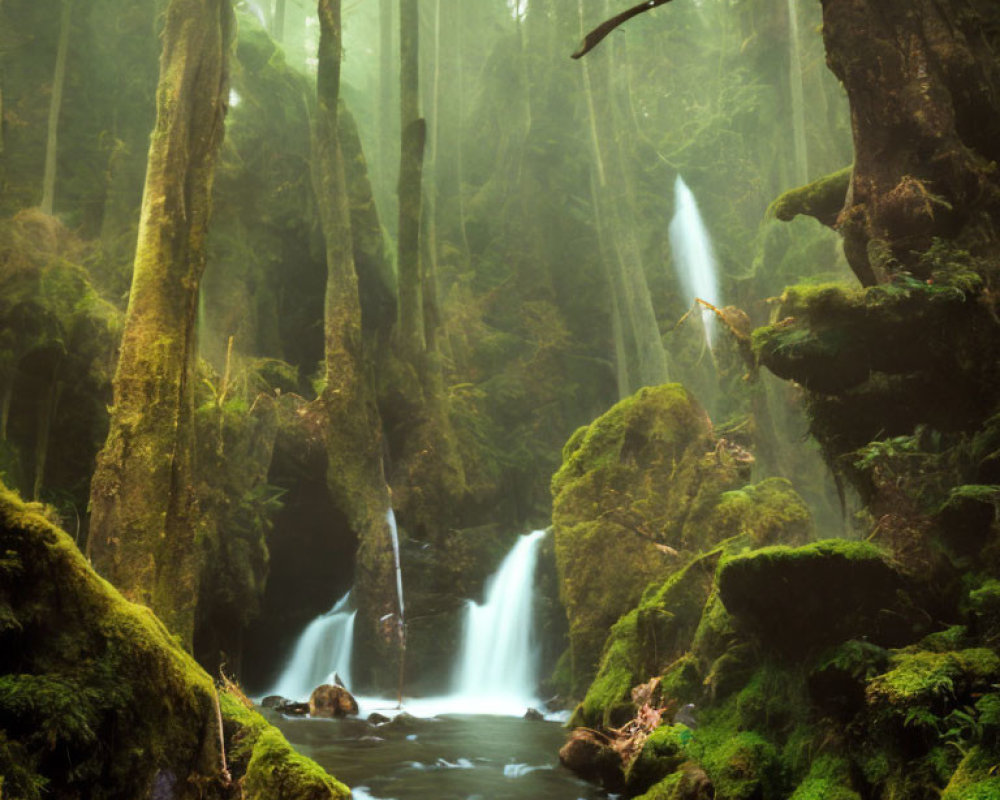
[387,508,405,622]
[264,591,356,701]
[450,529,547,713]
[669,175,721,346]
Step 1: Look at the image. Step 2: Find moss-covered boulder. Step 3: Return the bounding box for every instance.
[718,539,922,656]
[0,482,347,799]
[553,384,745,693]
[573,553,720,728]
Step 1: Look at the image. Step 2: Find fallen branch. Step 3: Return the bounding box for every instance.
[572,0,676,59]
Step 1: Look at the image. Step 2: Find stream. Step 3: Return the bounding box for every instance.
[265,708,607,800]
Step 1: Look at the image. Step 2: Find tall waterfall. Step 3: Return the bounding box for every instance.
[387,508,405,624]
[669,175,721,346]
[451,530,547,713]
[264,591,356,701]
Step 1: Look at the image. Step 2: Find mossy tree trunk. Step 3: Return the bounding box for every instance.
[821,0,1000,284]
[87,0,233,648]
[314,0,399,688]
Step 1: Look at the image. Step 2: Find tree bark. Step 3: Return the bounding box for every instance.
[397,0,424,356]
[821,0,1000,284]
[314,0,399,689]
[40,0,73,216]
[87,0,233,648]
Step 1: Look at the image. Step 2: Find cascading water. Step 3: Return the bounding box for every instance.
[264,591,356,701]
[387,508,405,624]
[669,175,721,347]
[449,529,547,714]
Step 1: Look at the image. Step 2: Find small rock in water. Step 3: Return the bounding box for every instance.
[368,712,391,725]
[276,700,310,716]
[308,683,359,718]
[523,707,544,721]
[260,695,285,708]
[386,711,418,729]
[559,729,625,792]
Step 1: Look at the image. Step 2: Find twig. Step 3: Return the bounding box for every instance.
[212,686,232,786]
[572,0,676,59]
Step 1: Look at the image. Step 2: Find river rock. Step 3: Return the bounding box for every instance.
[558,728,624,792]
[277,700,310,716]
[260,695,285,708]
[308,684,359,718]
[523,707,544,721]
[368,712,391,725]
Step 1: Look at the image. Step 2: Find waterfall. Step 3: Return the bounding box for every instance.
[264,591,356,702]
[387,508,405,622]
[669,175,721,346]
[451,530,547,711]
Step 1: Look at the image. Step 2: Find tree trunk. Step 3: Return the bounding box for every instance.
[821,0,1000,284]
[314,0,399,690]
[40,0,73,216]
[272,0,286,42]
[87,0,233,648]
[32,369,62,501]
[577,0,668,391]
[397,0,424,356]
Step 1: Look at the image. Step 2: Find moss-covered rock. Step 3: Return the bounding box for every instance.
[626,725,689,796]
[787,755,860,800]
[572,553,720,728]
[718,539,921,655]
[0,481,347,799]
[552,384,743,693]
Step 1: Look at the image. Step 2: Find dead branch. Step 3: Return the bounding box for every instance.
[572,0,676,60]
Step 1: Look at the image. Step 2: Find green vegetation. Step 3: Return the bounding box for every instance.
[0,480,347,798]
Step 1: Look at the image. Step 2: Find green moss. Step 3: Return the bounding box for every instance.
[0,481,346,799]
[634,771,685,800]
[700,730,779,800]
[941,747,1000,800]
[626,725,689,796]
[719,539,910,655]
[788,755,860,800]
[573,554,719,727]
[866,648,1000,711]
[221,693,349,800]
[553,384,736,693]
[735,663,802,731]
[713,478,813,546]
[768,165,853,227]
[571,607,642,729]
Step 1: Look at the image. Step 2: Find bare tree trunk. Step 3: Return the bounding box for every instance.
[32,364,62,501]
[786,0,808,186]
[41,0,73,216]
[87,0,233,648]
[397,0,424,355]
[577,0,668,391]
[377,0,395,223]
